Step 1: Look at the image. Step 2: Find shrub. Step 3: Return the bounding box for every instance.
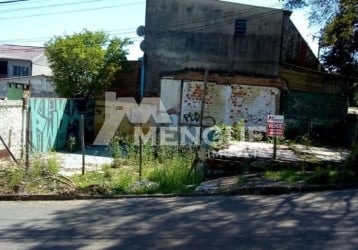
[232,119,245,141]
[345,144,358,175]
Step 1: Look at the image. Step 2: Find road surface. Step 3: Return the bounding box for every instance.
[0,189,357,249]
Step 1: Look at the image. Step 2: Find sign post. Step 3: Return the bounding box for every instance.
[266,115,284,159]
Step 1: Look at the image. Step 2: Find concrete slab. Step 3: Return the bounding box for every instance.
[212,141,349,162]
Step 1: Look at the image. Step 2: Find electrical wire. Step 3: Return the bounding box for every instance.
[0,1,145,20]
[0,0,29,4]
[0,2,283,46]
[0,9,283,53]
[0,2,289,54]
[0,0,106,13]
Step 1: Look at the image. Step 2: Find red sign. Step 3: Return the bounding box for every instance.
[266,115,284,137]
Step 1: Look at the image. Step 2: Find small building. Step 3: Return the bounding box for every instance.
[0,44,51,78]
[0,44,54,99]
[142,0,349,140]
[0,75,57,99]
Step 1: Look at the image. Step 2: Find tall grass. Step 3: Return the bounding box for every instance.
[145,145,201,193]
[74,136,203,194]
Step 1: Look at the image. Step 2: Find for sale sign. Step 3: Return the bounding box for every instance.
[266,115,284,137]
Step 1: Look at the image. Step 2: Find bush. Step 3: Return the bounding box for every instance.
[232,119,245,141]
[146,146,201,193]
[345,144,358,175]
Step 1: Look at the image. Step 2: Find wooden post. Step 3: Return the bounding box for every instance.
[0,135,19,166]
[21,97,26,160]
[199,69,208,146]
[273,137,277,159]
[8,129,12,149]
[25,107,31,171]
[81,115,85,175]
[139,136,142,181]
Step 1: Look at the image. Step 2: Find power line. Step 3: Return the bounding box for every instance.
[0,0,29,4]
[0,2,282,42]
[0,3,286,49]
[0,7,283,52]
[0,1,145,20]
[0,27,139,44]
[1,0,106,13]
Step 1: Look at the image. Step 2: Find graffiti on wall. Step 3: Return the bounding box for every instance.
[228,85,280,130]
[30,98,94,153]
[176,79,280,130]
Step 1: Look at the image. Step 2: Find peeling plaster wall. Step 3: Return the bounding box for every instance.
[0,100,23,159]
[161,79,280,131]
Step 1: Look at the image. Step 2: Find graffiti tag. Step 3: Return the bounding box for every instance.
[183,112,201,123]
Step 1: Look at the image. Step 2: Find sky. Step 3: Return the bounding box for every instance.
[0,0,320,60]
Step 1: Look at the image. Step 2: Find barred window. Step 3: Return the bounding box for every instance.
[235,19,247,36]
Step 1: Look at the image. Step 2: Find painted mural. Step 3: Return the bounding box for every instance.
[29,98,94,152]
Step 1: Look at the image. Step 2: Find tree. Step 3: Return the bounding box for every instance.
[280,0,357,75]
[281,0,357,104]
[45,30,132,98]
[321,0,357,76]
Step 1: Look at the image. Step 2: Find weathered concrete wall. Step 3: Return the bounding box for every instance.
[0,100,23,159]
[145,0,284,95]
[281,16,319,70]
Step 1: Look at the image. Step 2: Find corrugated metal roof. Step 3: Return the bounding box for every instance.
[0,44,45,62]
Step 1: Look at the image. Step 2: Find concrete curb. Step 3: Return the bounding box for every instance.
[1,183,357,201]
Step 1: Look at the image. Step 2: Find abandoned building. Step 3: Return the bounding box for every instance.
[142,0,349,140]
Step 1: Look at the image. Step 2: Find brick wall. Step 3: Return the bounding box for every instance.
[0,100,23,159]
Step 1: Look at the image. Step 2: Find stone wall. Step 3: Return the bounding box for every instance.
[0,100,24,159]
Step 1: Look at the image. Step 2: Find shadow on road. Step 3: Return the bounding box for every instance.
[0,190,357,249]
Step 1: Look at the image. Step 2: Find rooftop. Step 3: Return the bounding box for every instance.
[0,44,45,62]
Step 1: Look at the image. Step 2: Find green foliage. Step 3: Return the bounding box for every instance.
[281,0,339,25]
[265,162,356,185]
[66,135,77,152]
[344,144,358,175]
[282,0,357,79]
[232,119,245,141]
[30,155,60,177]
[295,131,312,147]
[265,170,310,183]
[71,143,202,194]
[146,146,201,193]
[321,0,358,77]
[45,29,132,98]
[211,124,231,149]
[0,155,61,194]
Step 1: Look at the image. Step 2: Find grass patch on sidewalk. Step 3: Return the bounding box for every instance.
[70,145,203,195]
[264,165,356,185]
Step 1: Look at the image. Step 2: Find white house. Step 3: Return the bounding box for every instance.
[0,44,55,99]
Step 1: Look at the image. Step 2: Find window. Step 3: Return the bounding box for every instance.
[235,19,247,36]
[0,61,8,76]
[13,65,29,76]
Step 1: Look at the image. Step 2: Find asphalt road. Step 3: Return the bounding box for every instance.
[0,190,357,250]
